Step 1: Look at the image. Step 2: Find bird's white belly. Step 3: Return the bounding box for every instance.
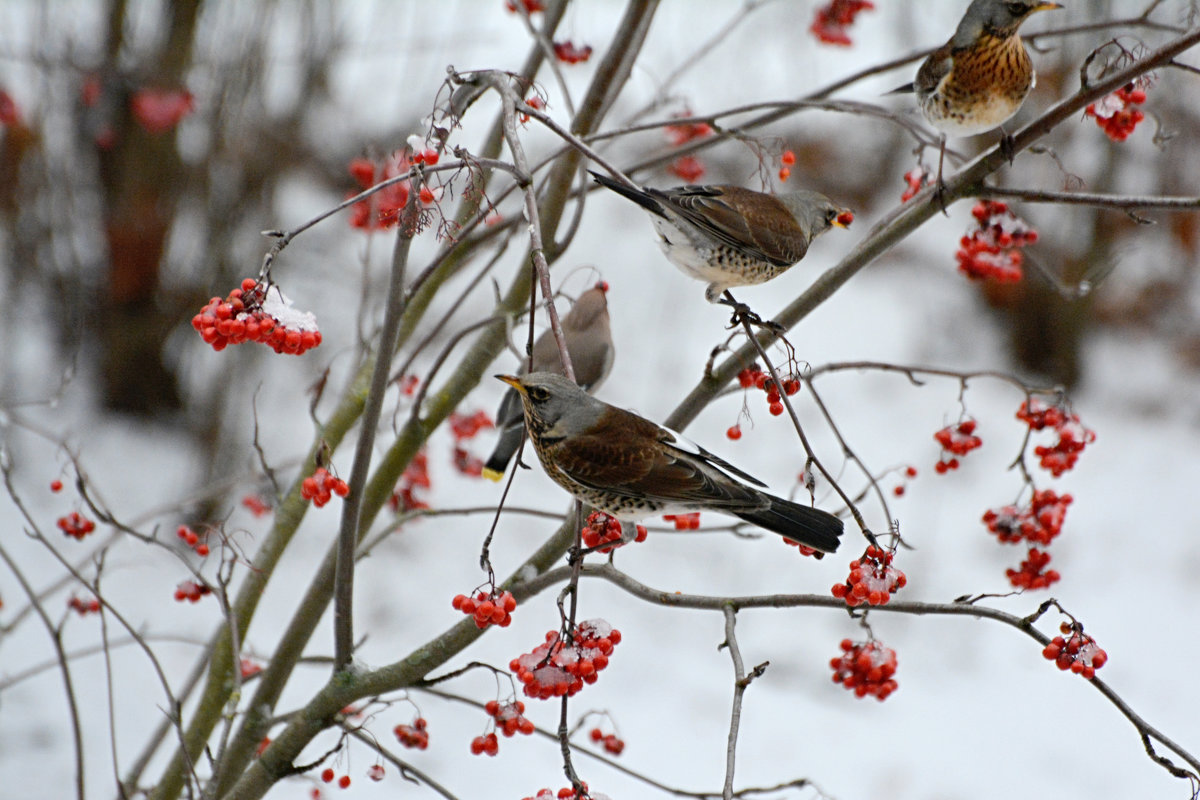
[650,217,731,283]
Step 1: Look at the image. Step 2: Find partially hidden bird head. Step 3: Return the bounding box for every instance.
[777,190,853,242]
[563,283,610,333]
[955,0,1062,43]
[496,372,592,439]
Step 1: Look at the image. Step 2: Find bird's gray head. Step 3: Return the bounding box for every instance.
[954,0,1061,44]
[495,371,596,434]
[778,190,852,241]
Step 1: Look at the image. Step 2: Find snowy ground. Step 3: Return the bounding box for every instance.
[1,2,1198,799]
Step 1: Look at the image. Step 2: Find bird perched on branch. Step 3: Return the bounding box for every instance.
[893,0,1062,187]
[496,372,843,553]
[482,283,614,482]
[589,170,851,306]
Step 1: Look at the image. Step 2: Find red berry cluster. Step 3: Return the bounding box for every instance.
[398,374,420,396]
[68,594,101,616]
[737,364,801,417]
[983,489,1072,546]
[900,165,933,202]
[553,40,593,64]
[662,512,700,530]
[831,545,907,607]
[781,539,825,559]
[448,409,495,478]
[830,638,898,700]
[319,768,351,789]
[505,0,545,12]
[241,494,271,517]
[176,525,211,557]
[1085,82,1148,142]
[486,699,536,737]
[1043,622,1108,679]
[933,418,982,473]
[779,149,796,182]
[1016,398,1095,477]
[581,511,646,553]
[57,511,95,540]
[301,467,350,507]
[519,94,545,124]
[348,152,412,229]
[174,578,212,603]
[391,449,431,512]
[810,0,875,46]
[449,409,493,439]
[240,658,262,679]
[393,717,429,749]
[956,200,1038,283]
[192,278,322,355]
[0,89,22,127]
[1006,547,1060,590]
[510,620,621,700]
[410,146,439,167]
[130,87,195,135]
[521,785,603,800]
[664,112,713,147]
[668,155,705,183]
[1034,422,1095,477]
[892,465,918,496]
[452,589,517,629]
[589,727,625,756]
[469,732,499,756]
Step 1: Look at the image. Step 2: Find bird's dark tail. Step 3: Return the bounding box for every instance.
[734,495,843,553]
[589,170,666,218]
[482,389,526,482]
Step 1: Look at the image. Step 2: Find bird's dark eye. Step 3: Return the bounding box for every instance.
[527,387,548,403]
[1006,1,1028,15]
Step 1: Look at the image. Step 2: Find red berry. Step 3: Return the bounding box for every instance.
[321,768,335,783]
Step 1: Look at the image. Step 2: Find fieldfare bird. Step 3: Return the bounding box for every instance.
[496,372,843,553]
[894,0,1062,188]
[590,170,851,305]
[483,284,614,482]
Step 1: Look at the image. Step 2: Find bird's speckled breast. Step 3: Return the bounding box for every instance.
[924,33,1035,137]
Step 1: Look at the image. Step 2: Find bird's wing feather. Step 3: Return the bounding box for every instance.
[548,407,765,509]
[654,186,805,267]
[914,42,955,97]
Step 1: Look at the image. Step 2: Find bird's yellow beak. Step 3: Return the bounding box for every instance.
[832,210,854,229]
[1033,2,1063,11]
[496,374,524,393]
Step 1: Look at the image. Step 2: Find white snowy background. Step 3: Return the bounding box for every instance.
[1,2,1198,799]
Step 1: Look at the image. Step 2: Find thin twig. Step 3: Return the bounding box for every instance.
[331,176,419,673]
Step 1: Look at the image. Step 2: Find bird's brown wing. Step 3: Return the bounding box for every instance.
[548,406,764,509]
[914,42,954,96]
[654,185,806,267]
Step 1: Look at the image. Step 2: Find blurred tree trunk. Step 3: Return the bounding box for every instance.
[94,0,202,412]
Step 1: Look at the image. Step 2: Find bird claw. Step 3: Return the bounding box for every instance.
[930,178,949,216]
[719,296,783,334]
[999,132,1017,164]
